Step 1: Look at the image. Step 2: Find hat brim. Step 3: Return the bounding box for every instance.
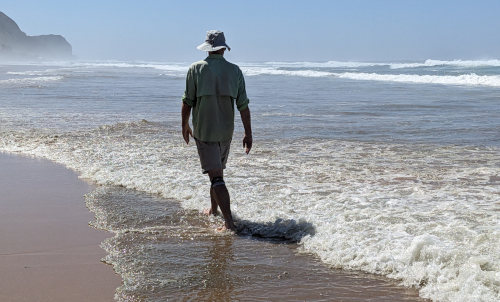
[196,42,231,52]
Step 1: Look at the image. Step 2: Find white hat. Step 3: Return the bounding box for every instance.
[197,30,231,52]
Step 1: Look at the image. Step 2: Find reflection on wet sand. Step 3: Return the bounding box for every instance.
[88,186,428,301]
[197,236,234,302]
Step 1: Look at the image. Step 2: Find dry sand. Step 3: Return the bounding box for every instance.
[0,153,120,302]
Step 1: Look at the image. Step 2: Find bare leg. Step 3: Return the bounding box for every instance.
[212,185,236,231]
[208,187,219,215]
[208,169,236,231]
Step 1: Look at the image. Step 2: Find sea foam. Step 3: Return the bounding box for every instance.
[1,122,498,302]
[241,67,500,87]
[0,76,64,87]
[335,72,500,87]
[6,60,500,88]
[390,59,500,69]
[262,60,386,68]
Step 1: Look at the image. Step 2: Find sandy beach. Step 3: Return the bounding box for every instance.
[0,153,120,302]
[0,152,429,301]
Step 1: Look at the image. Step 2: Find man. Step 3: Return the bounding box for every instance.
[181,30,252,231]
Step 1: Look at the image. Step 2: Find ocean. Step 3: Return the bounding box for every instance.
[0,59,499,301]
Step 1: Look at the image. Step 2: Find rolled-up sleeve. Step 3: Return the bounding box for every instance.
[235,68,249,111]
[182,66,196,107]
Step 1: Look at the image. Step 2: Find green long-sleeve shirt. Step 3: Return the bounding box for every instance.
[182,54,249,142]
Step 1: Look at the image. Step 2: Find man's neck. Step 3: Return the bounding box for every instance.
[209,49,225,56]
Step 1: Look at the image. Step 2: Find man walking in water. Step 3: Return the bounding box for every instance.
[181,30,252,231]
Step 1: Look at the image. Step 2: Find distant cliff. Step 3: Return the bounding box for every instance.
[0,11,72,60]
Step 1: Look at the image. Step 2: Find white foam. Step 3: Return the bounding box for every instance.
[5,60,500,89]
[1,123,499,302]
[72,61,189,74]
[262,61,386,68]
[7,71,46,76]
[242,66,332,77]
[335,72,500,87]
[242,66,500,87]
[390,59,500,69]
[262,59,500,70]
[5,67,71,76]
[0,76,64,86]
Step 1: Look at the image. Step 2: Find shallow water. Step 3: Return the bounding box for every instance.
[87,186,426,302]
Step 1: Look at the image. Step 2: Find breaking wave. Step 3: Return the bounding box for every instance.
[261,59,500,70]
[242,67,500,87]
[0,76,64,87]
[335,72,500,87]
[262,61,386,68]
[4,59,500,88]
[390,59,500,69]
[71,61,189,74]
[242,67,332,77]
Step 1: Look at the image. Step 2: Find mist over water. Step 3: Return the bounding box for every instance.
[0,59,499,302]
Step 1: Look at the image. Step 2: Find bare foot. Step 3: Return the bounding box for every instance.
[203,208,218,216]
[216,224,237,233]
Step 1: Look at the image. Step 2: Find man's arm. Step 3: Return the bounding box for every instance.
[181,102,193,144]
[240,107,252,154]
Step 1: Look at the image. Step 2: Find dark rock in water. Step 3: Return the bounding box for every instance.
[0,11,72,60]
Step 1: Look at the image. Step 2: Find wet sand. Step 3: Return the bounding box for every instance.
[0,153,120,302]
[90,186,429,302]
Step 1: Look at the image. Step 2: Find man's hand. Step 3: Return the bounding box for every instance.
[181,102,193,144]
[242,134,252,154]
[239,107,252,154]
[182,125,193,144]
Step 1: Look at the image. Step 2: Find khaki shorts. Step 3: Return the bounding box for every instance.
[194,138,231,174]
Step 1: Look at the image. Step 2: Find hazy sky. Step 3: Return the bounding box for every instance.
[2,0,500,62]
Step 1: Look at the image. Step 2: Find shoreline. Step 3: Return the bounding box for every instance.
[88,185,428,301]
[0,152,120,302]
[0,152,427,301]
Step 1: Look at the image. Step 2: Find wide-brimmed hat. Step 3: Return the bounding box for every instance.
[196,30,231,52]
